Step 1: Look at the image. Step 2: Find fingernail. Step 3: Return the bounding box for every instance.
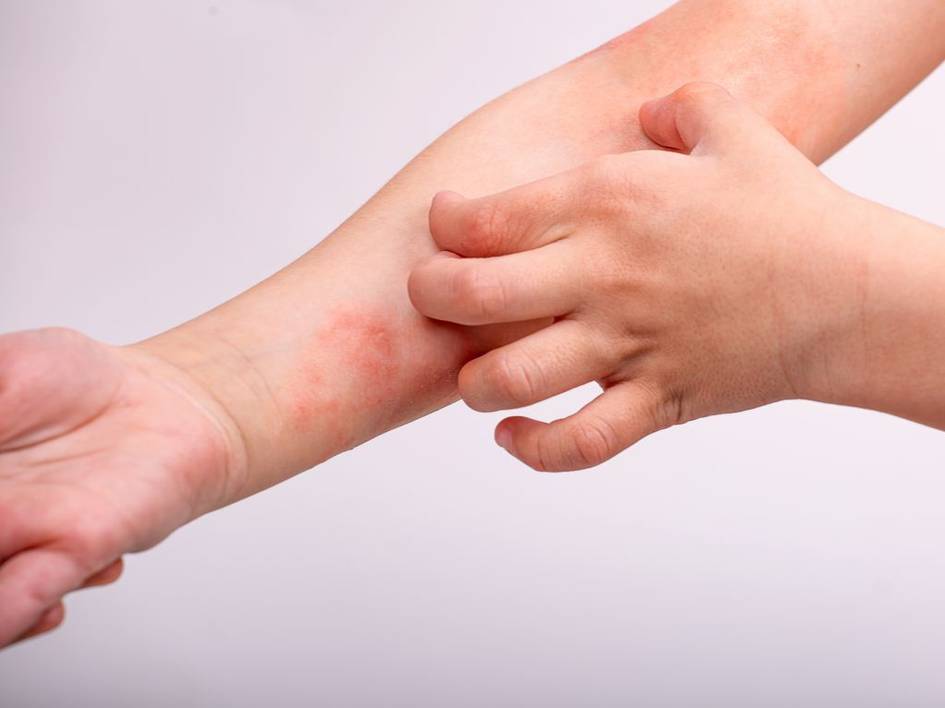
[495,426,511,451]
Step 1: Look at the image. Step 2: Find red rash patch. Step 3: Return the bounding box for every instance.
[287,305,403,444]
[286,303,489,456]
[325,308,401,402]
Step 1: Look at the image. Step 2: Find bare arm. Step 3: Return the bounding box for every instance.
[1,0,942,647]
[141,0,945,495]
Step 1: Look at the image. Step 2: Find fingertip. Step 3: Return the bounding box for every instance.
[494,419,513,451]
[429,191,470,251]
[429,190,466,224]
[406,254,442,311]
[457,361,492,412]
[407,251,462,318]
[638,93,684,151]
[495,416,553,472]
[405,268,425,313]
[639,82,739,153]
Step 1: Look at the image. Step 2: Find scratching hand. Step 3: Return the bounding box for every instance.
[410,83,858,471]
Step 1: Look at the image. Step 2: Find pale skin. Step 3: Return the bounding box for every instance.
[408,82,945,471]
[1,0,944,648]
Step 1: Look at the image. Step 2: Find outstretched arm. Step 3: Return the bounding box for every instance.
[141,0,945,493]
[1,0,943,647]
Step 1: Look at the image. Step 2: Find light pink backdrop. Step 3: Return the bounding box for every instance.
[2,2,944,706]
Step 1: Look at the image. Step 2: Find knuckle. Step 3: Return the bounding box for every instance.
[453,266,507,321]
[24,573,57,610]
[590,257,629,299]
[580,155,640,210]
[659,388,688,428]
[529,434,551,472]
[640,380,686,430]
[570,417,619,468]
[489,352,539,407]
[581,155,621,192]
[69,518,117,562]
[462,200,508,255]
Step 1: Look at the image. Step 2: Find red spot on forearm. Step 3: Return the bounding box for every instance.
[285,304,472,455]
[324,308,401,398]
[287,306,401,441]
[284,301,543,461]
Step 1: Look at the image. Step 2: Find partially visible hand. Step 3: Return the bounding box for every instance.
[409,83,864,471]
[0,328,243,648]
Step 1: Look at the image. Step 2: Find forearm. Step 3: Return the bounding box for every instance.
[138,0,944,507]
[598,0,945,164]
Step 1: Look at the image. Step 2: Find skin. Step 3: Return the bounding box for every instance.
[1,0,943,648]
[408,82,945,471]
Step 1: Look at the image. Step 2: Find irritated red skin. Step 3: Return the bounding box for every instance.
[322,308,401,402]
[286,304,473,455]
[287,307,398,442]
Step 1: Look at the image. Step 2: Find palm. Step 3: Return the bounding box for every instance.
[0,328,231,647]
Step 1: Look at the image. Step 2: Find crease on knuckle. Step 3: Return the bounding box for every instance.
[454,266,507,321]
[530,432,551,472]
[464,201,507,255]
[644,380,685,431]
[491,353,538,407]
[570,416,618,468]
[662,388,687,428]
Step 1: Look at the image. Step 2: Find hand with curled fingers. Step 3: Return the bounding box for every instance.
[0,328,239,648]
[409,82,865,471]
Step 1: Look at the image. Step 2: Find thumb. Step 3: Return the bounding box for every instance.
[639,82,770,155]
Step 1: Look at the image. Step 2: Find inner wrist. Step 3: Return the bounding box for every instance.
[127,327,258,511]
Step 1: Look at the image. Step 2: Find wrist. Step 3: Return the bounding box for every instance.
[771,186,879,406]
[786,191,923,410]
[799,197,945,424]
[127,328,256,512]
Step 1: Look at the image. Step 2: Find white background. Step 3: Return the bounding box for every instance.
[1,1,944,706]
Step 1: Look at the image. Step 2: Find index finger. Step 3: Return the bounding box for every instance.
[428,169,584,257]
